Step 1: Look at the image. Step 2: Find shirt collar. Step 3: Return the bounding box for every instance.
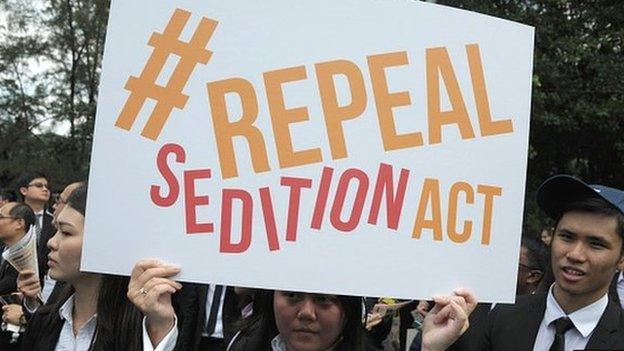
[618,271,623,283]
[58,294,98,326]
[271,335,288,351]
[544,284,609,338]
[59,294,74,322]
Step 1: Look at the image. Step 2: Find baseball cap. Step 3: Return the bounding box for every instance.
[537,175,624,220]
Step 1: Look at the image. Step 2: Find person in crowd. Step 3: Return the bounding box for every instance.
[478,175,624,350]
[0,190,16,207]
[540,227,554,246]
[127,259,476,351]
[517,235,549,296]
[51,181,84,220]
[16,184,175,351]
[17,180,84,314]
[0,202,35,350]
[169,283,240,350]
[15,172,55,289]
[0,202,35,294]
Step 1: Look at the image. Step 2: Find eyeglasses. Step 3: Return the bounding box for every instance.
[27,182,50,190]
[519,263,540,271]
[0,214,16,220]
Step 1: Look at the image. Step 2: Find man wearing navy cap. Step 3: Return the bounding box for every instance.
[477,175,624,351]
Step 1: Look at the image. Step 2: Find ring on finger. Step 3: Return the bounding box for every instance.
[139,287,148,296]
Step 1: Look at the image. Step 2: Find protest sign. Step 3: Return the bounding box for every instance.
[84,0,534,302]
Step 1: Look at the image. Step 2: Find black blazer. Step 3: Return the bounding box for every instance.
[0,256,18,295]
[476,293,624,351]
[609,272,622,310]
[19,301,63,351]
[173,283,239,351]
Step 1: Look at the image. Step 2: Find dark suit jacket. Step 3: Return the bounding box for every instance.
[37,211,55,284]
[0,256,18,295]
[173,283,239,351]
[18,301,63,351]
[477,293,624,351]
[609,272,622,310]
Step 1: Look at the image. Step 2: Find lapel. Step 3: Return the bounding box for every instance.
[586,299,622,349]
[608,273,622,310]
[0,260,7,280]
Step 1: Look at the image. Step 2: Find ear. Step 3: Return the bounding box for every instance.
[19,187,27,197]
[617,255,624,271]
[14,218,25,231]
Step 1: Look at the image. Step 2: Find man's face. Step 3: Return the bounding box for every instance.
[551,211,624,307]
[0,203,20,240]
[19,177,50,205]
[52,183,80,220]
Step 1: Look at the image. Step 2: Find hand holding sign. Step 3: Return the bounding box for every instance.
[127,260,182,346]
[421,288,477,351]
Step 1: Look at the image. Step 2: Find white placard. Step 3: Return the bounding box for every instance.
[84,0,534,302]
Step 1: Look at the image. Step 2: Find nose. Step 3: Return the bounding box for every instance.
[296,297,317,321]
[47,229,60,251]
[565,242,587,262]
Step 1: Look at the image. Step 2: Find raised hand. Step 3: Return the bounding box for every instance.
[127,260,182,346]
[421,288,477,351]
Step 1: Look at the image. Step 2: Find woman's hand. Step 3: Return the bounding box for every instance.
[127,260,182,346]
[421,288,477,351]
[2,304,24,325]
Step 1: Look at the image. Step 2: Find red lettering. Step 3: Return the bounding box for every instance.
[330,168,369,232]
[367,163,409,230]
[310,167,334,230]
[259,187,280,251]
[183,169,213,234]
[220,189,253,253]
[151,143,185,207]
[281,177,312,241]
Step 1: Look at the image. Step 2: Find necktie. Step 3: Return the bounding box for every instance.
[35,214,42,238]
[549,317,574,351]
[205,285,224,336]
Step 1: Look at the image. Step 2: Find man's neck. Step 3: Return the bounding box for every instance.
[552,283,607,314]
[25,200,44,213]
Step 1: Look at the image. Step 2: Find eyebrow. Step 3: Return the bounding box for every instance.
[56,221,75,229]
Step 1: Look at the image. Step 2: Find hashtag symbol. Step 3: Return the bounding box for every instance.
[115,8,218,140]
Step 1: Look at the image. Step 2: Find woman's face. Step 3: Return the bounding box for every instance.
[47,206,84,283]
[273,291,346,351]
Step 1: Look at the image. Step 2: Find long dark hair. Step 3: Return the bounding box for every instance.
[22,184,143,350]
[233,290,367,350]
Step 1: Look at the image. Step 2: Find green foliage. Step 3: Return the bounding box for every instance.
[0,0,109,190]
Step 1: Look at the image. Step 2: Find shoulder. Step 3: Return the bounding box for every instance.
[228,316,274,351]
[489,293,545,318]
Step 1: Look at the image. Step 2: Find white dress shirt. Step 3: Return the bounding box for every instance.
[142,317,179,351]
[616,271,624,310]
[203,284,226,338]
[270,335,288,351]
[532,285,608,351]
[51,293,177,351]
[55,295,97,351]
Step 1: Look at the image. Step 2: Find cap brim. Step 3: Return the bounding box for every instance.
[536,175,604,220]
